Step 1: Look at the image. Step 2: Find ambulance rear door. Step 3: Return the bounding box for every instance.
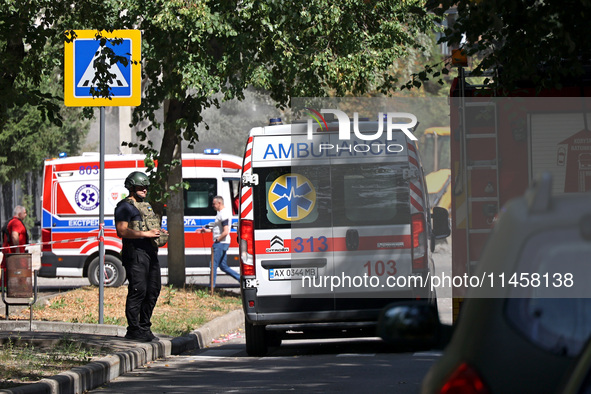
[249,131,336,313]
[327,131,415,312]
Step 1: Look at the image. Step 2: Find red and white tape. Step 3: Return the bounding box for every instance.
[0,236,97,252]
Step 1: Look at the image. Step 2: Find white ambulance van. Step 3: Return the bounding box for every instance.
[40,151,242,286]
[238,117,450,356]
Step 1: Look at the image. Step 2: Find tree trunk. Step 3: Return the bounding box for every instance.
[167,138,186,287]
[2,183,13,220]
[159,98,186,288]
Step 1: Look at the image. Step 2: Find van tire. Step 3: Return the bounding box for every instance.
[245,320,268,357]
[88,255,126,288]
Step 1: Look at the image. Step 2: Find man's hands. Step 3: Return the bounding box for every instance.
[146,228,168,238]
[116,221,168,239]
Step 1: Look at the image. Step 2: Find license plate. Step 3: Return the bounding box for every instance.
[269,268,317,280]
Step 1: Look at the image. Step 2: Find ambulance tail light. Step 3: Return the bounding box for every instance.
[42,228,52,252]
[411,212,427,271]
[239,219,255,276]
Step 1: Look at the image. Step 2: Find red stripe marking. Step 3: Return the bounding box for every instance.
[51,158,240,173]
[52,160,143,172]
[80,239,122,254]
[241,202,253,219]
[222,159,241,169]
[407,143,417,153]
[411,197,423,212]
[56,184,76,214]
[43,170,53,211]
[241,188,252,204]
[254,235,411,254]
[409,182,423,198]
[409,156,419,167]
[182,159,221,168]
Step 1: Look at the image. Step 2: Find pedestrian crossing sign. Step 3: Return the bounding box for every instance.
[64,30,141,107]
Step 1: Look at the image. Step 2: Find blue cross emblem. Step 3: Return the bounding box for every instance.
[269,174,316,221]
[75,184,100,211]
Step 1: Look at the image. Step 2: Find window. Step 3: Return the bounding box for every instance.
[225,178,240,215]
[333,164,410,226]
[254,166,330,229]
[184,179,216,216]
[252,163,410,229]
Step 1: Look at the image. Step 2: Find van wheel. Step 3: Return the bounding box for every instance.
[88,255,126,287]
[245,320,268,357]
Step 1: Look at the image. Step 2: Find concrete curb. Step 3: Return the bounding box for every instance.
[0,309,245,394]
[190,309,244,348]
[0,321,127,337]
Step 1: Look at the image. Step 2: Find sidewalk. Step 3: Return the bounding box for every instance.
[0,309,244,394]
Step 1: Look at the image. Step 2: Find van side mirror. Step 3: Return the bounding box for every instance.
[377,301,441,349]
[432,207,451,239]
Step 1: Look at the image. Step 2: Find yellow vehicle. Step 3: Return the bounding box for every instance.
[420,127,451,211]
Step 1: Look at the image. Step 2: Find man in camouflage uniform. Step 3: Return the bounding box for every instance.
[115,171,168,342]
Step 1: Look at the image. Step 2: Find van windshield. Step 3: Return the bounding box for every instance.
[253,164,410,229]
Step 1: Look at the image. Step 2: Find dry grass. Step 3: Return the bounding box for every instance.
[5,284,242,337]
[0,336,102,389]
[0,285,242,388]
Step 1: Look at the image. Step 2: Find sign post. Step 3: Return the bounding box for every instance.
[65,30,141,324]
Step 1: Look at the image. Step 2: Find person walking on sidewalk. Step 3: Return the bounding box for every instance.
[1,205,29,269]
[197,196,240,288]
[115,172,168,342]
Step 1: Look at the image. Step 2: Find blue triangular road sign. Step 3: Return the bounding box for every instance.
[77,47,129,88]
[73,39,132,98]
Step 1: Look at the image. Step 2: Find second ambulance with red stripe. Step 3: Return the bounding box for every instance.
[238,115,451,356]
[40,151,242,286]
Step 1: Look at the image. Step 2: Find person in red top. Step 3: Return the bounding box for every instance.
[2,206,29,268]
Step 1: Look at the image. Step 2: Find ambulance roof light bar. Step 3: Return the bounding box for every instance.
[204,148,221,155]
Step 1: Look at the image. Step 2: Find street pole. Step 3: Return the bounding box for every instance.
[99,106,105,324]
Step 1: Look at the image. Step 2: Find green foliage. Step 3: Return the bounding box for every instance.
[2,1,440,283]
[19,195,36,231]
[0,2,121,183]
[194,288,212,299]
[0,335,101,388]
[150,314,208,338]
[399,34,453,95]
[114,0,438,210]
[0,87,90,183]
[163,284,177,305]
[49,298,66,310]
[425,0,591,93]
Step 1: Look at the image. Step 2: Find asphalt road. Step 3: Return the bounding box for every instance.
[86,243,452,393]
[2,243,452,393]
[90,332,441,393]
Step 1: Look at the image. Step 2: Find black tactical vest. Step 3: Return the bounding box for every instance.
[119,197,168,248]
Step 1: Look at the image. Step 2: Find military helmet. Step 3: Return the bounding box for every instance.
[124,171,150,190]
